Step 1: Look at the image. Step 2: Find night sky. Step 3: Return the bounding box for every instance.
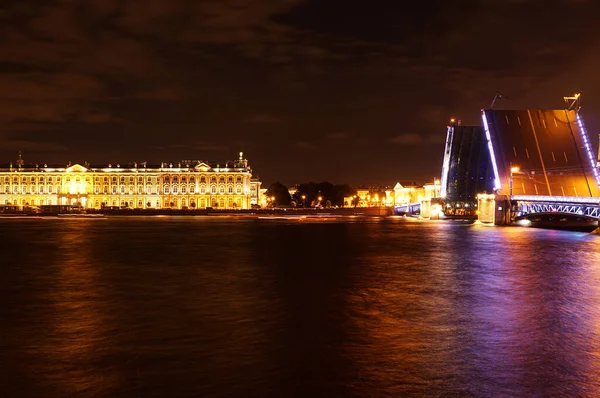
[2,0,600,186]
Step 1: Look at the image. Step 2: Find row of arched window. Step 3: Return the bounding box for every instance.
[1,174,248,186]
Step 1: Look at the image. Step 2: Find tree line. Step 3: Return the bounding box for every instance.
[264,181,357,208]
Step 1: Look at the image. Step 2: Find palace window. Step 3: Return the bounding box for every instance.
[211,186,216,194]
[190,185,195,194]
[181,177,187,184]
[236,176,242,183]
[164,185,170,194]
[120,177,125,184]
[22,186,27,194]
[228,186,233,194]
[200,176,206,184]
[112,187,117,194]
[227,176,233,183]
[40,177,45,183]
[112,177,117,184]
[138,177,143,184]
[138,186,143,194]
[3,177,8,184]
[211,176,217,183]
[236,187,242,194]
[95,187,100,194]
[181,186,186,194]
[164,176,170,183]
[49,186,53,194]
[190,177,195,184]
[173,176,178,183]
[219,176,225,183]
[30,177,35,184]
[200,186,205,194]
[173,186,178,194]
[104,177,108,183]
[120,186,125,194]
[129,177,134,184]
[103,187,108,194]
[13,186,18,193]
[219,187,224,194]
[22,177,27,183]
[13,177,17,184]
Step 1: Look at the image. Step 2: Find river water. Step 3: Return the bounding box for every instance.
[1,217,600,397]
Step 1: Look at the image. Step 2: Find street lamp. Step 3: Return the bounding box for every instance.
[301,195,306,208]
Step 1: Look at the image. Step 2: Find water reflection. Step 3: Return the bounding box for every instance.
[38,220,117,396]
[2,218,600,397]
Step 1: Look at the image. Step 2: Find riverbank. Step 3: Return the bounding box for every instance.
[1,206,394,218]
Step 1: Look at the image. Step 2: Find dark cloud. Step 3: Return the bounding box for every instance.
[388,134,445,146]
[326,132,349,140]
[0,0,599,185]
[294,141,320,151]
[243,113,285,124]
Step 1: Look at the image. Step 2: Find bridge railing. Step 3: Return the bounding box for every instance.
[516,201,600,218]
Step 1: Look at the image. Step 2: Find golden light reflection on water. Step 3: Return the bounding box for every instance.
[5,218,600,397]
[37,220,118,396]
[342,223,600,396]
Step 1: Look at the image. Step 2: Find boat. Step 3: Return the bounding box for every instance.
[514,212,598,232]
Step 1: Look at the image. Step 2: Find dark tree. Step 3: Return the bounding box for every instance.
[265,182,291,206]
[293,181,356,207]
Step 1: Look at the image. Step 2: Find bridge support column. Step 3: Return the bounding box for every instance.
[494,195,511,225]
[477,194,511,225]
[420,199,431,220]
[477,194,496,224]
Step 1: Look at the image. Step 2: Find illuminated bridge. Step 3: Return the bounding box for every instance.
[440,95,600,225]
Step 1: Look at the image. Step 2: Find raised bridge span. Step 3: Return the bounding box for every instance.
[440,96,600,225]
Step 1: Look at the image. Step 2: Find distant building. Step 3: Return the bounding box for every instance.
[0,152,261,210]
[343,181,440,208]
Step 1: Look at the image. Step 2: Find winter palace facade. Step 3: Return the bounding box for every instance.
[0,152,261,210]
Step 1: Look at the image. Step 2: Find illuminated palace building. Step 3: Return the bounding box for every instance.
[0,152,261,210]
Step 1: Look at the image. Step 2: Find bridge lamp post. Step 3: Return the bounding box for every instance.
[510,165,520,197]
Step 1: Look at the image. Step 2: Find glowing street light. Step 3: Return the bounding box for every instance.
[509,163,520,197]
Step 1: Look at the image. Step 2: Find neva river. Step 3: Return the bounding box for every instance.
[2,217,600,397]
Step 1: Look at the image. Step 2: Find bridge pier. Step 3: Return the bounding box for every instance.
[477,194,511,225]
